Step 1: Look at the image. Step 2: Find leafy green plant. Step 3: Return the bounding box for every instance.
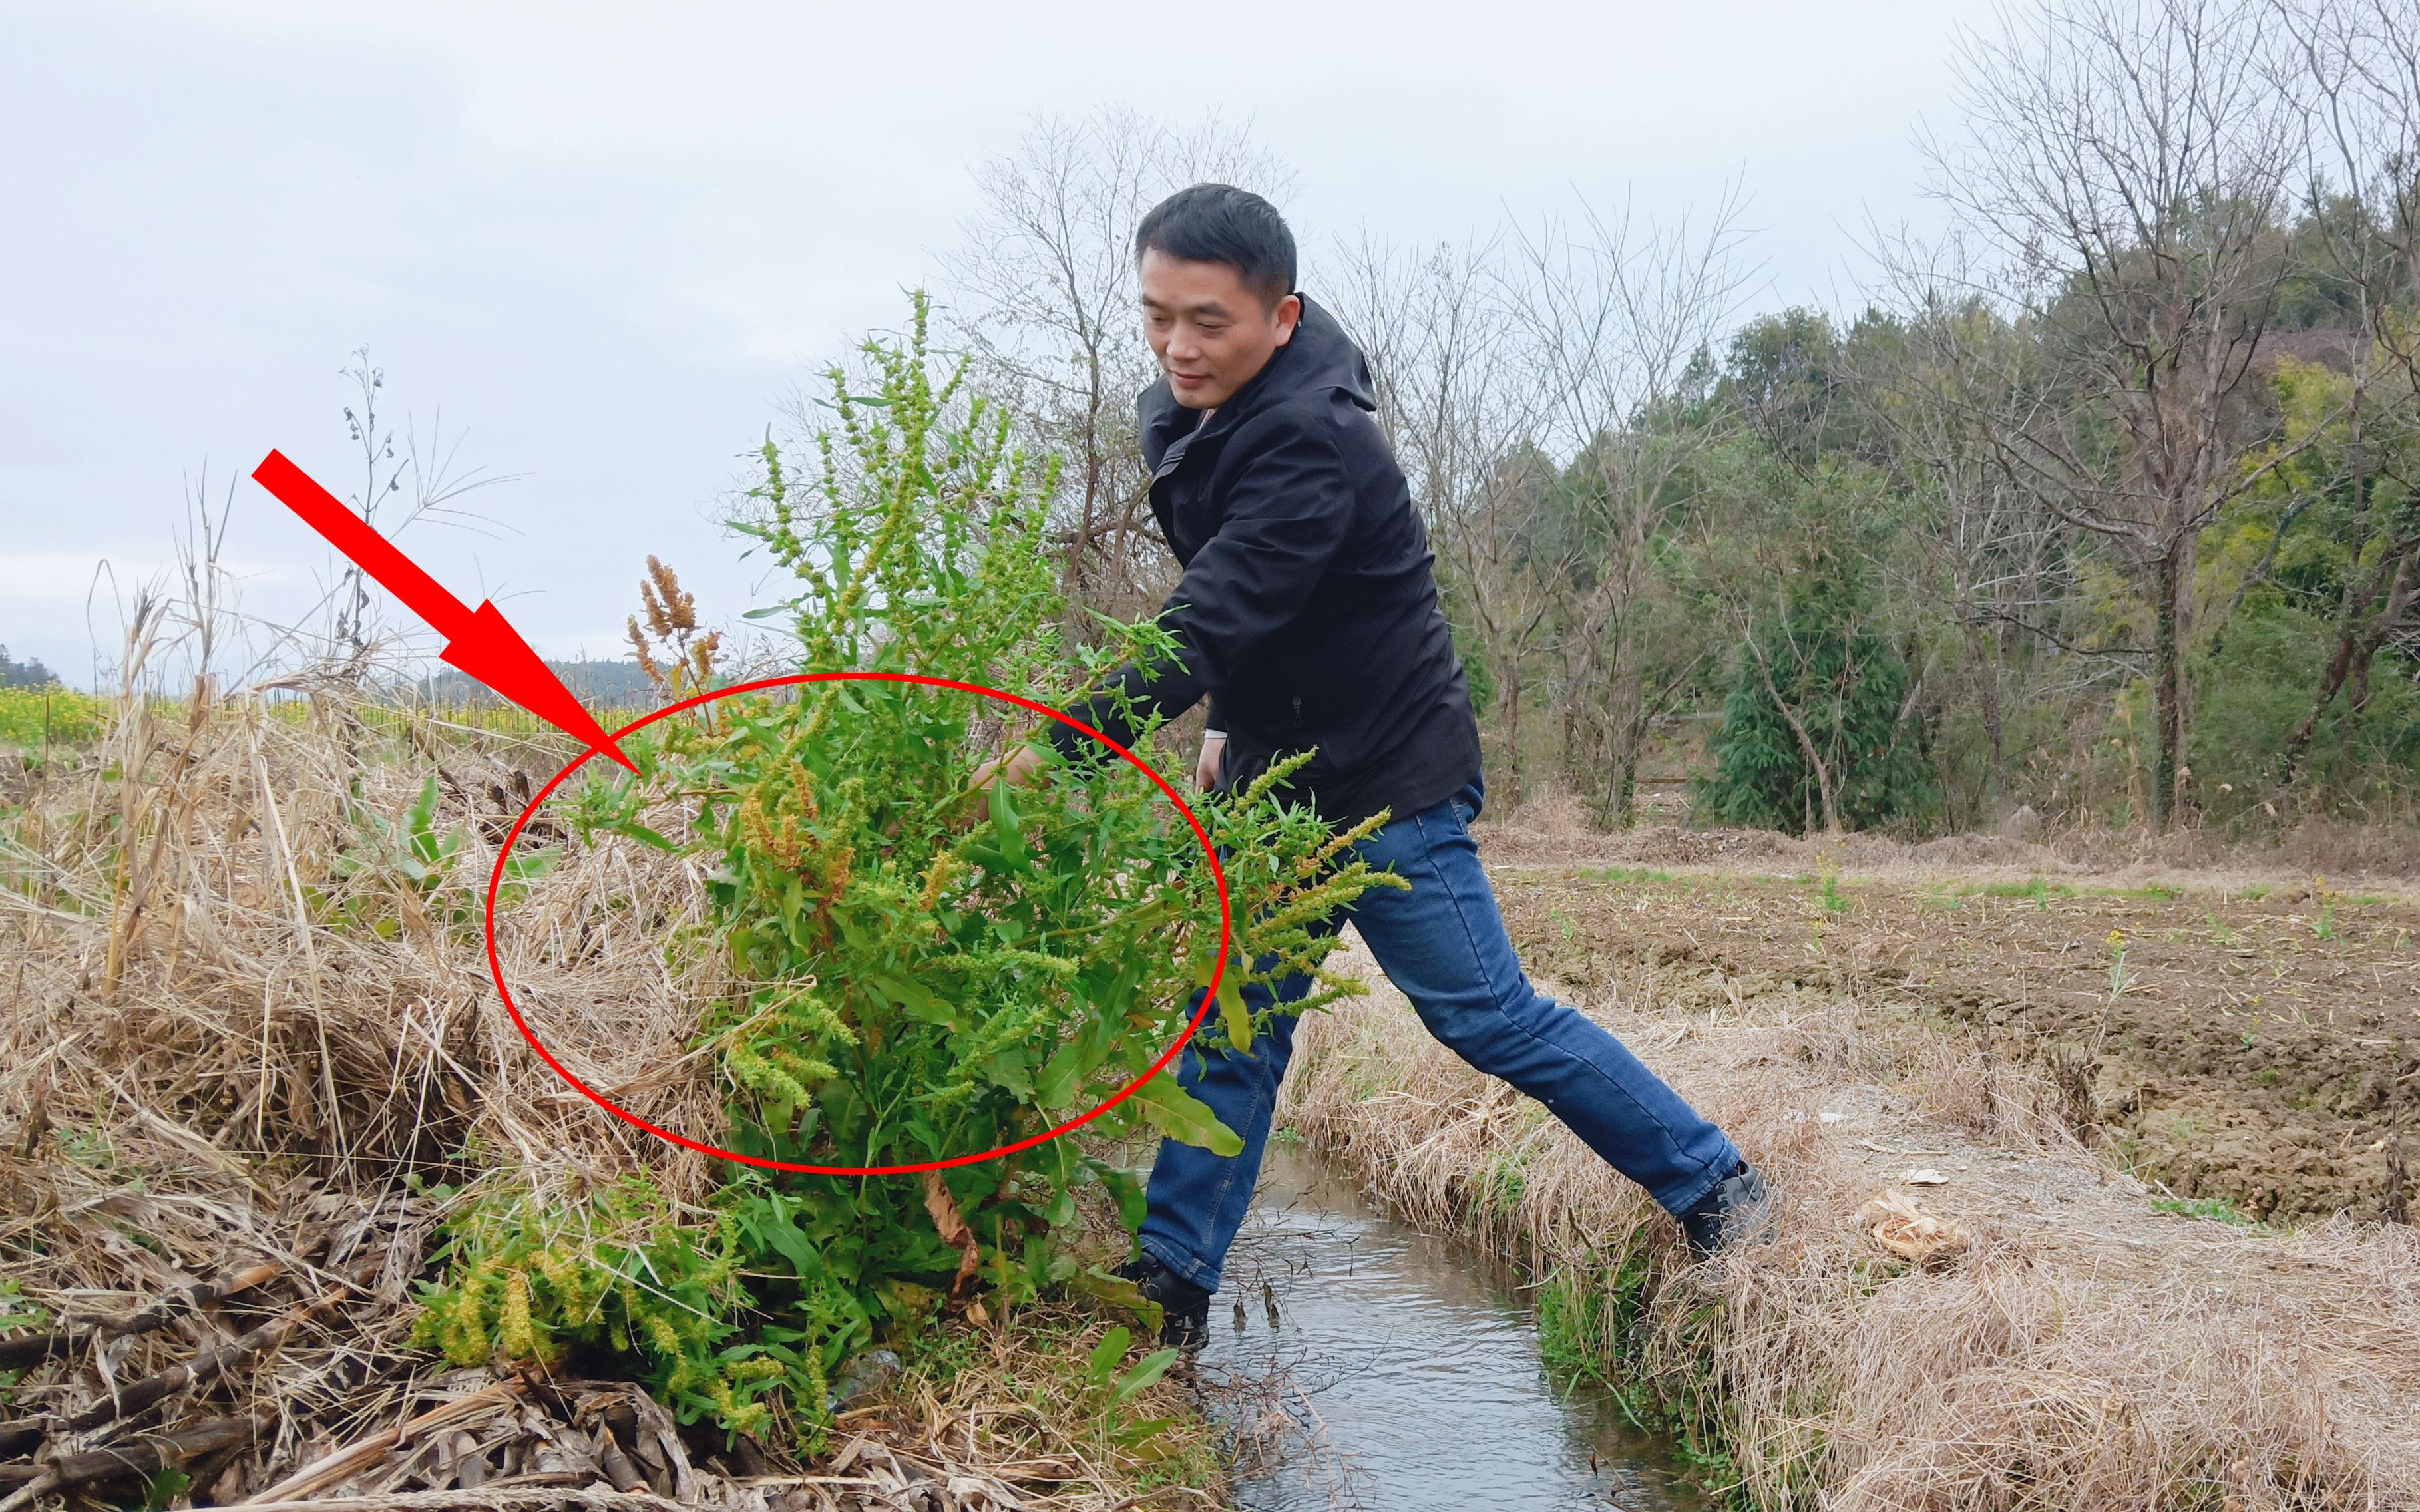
[141,1467,192,1511]
[411,1176,791,1432]
[0,686,106,754]
[419,298,1394,1439]
[331,775,556,937]
[0,1278,43,1337]
[1083,1325,1181,1447]
[0,1279,46,1404]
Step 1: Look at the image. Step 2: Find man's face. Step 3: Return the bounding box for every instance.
[1139,250,1301,411]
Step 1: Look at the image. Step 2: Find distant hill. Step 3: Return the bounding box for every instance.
[0,646,61,689]
[413,657,657,708]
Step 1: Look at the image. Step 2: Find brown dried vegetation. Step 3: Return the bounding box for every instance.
[0,676,1215,1509]
[1282,872,2420,1509]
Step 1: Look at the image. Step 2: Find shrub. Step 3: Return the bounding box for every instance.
[1696,611,1935,834]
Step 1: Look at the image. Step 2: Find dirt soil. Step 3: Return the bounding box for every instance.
[1480,845,2419,1223]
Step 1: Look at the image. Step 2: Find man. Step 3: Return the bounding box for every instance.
[993,184,1768,1347]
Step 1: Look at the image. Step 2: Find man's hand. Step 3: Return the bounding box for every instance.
[960,743,1046,828]
[1194,734,1225,793]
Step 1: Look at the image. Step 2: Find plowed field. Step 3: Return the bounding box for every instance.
[1488,861,2418,1222]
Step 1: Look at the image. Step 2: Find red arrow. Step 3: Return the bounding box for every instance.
[252,449,638,773]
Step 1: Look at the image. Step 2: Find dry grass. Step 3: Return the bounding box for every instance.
[1280,936,2420,1510]
[0,673,1214,1509]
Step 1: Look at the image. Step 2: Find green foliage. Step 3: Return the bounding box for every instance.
[1454,276,2420,837]
[0,1280,45,1338]
[2150,1195,2271,1228]
[409,1177,793,1435]
[0,1277,47,1400]
[141,1467,192,1511]
[1086,1326,1179,1406]
[2194,599,2420,817]
[419,297,1392,1439]
[1072,1328,1183,1452]
[1697,609,1935,835]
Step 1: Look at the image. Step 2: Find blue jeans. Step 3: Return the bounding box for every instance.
[1139,778,1741,1293]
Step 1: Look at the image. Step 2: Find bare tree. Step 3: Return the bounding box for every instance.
[1858,236,2084,819]
[1332,234,1559,799]
[1931,0,2308,829]
[940,110,1292,626]
[1505,196,1750,821]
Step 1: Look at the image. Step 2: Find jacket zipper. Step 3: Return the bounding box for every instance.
[1291,695,1303,731]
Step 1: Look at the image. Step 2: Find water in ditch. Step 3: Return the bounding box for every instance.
[1197,1141,1707,1511]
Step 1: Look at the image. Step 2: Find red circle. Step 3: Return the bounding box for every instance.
[481,671,1234,1176]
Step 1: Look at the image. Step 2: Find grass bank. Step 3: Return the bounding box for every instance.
[1280,928,2420,1509]
[0,689,1221,1509]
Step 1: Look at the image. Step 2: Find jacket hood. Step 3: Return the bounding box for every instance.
[1141,295,1376,466]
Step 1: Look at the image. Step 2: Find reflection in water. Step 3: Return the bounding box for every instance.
[1197,1143,1704,1512]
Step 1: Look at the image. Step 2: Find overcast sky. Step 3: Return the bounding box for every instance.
[1,0,1997,685]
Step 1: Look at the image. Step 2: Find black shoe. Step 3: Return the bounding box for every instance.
[1679,1160,1775,1256]
[1115,1254,1212,1350]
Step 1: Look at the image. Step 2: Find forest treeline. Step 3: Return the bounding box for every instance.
[931,0,2420,838]
[0,648,61,691]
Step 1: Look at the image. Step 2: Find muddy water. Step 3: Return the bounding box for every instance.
[1199,1143,1705,1511]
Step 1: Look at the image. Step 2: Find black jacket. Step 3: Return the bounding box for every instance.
[1054,296,1482,825]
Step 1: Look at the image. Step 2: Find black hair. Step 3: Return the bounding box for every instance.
[1133,184,1297,309]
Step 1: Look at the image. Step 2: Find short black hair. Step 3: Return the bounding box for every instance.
[1133,184,1297,309]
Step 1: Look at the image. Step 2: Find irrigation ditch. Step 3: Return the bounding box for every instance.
[1201,1141,1705,1511]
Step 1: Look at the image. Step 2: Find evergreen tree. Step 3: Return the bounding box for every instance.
[1697,612,1935,834]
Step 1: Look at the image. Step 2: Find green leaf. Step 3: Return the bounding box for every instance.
[1113,1347,1180,1403]
[1036,1001,1116,1109]
[1067,1266,1163,1335]
[982,1049,1034,1097]
[1093,1165,1149,1233]
[1217,972,1252,1054]
[988,773,1030,870]
[610,820,677,852]
[1133,1074,1243,1156]
[1088,1326,1130,1388]
[1111,1416,1179,1449]
[407,775,439,839]
[501,847,562,882]
[868,974,956,1029]
[755,1208,822,1281]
